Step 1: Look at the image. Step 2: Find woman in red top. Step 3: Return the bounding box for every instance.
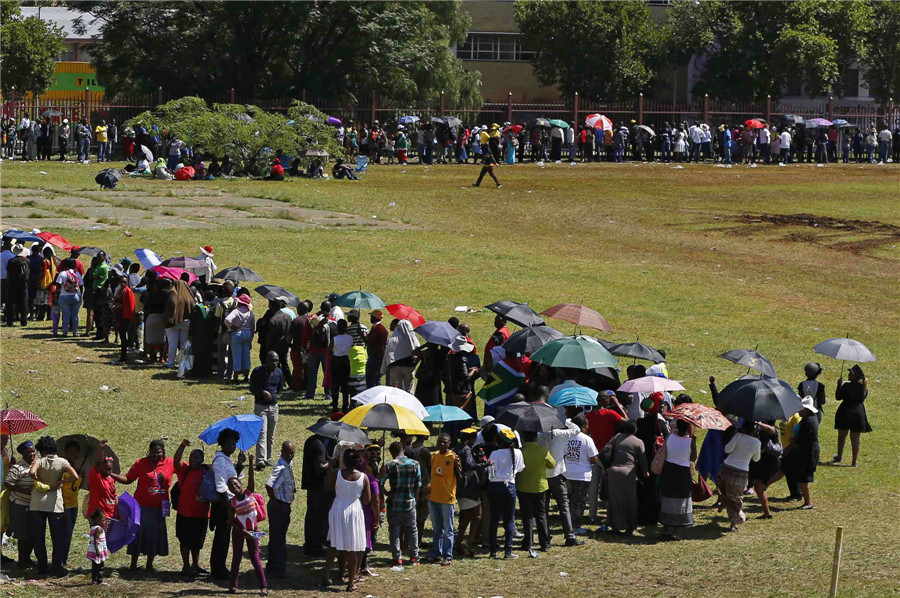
[113,273,136,364]
[172,438,210,577]
[87,440,128,521]
[122,439,175,571]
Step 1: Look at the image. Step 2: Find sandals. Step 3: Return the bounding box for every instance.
[800,503,815,510]
[758,513,773,520]
[347,581,359,592]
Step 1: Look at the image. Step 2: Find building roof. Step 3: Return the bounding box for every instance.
[18,7,102,40]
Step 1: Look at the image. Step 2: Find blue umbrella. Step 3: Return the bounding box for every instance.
[398,116,420,125]
[199,414,264,452]
[415,321,459,347]
[135,248,162,269]
[333,290,386,309]
[548,383,598,407]
[106,491,141,553]
[3,230,43,243]
[424,404,473,423]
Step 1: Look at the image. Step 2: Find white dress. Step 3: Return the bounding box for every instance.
[327,471,366,551]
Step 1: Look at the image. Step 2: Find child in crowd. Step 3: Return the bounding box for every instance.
[87,509,110,585]
[228,455,267,595]
[50,283,61,335]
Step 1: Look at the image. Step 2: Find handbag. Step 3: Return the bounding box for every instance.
[692,474,713,502]
[650,439,667,475]
[598,434,619,469]
[170,480,181,512]
[763,438,783,458]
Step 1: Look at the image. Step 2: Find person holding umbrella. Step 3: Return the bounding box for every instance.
[209,429,246,579]
[832,365,872,467]
[120,439,174,572]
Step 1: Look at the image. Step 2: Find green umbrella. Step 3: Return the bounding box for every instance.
[530,335,618,370]
[549,119,569,129]
[334,290,386,309]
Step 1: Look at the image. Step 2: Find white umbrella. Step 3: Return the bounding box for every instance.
[135,248,162,269]
[813,337,876,363]
[139,145,154,162]
[618,375,685,394]
[351,385,428,419]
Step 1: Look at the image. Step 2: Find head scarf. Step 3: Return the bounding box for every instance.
[16,440,34,454]
[640,391,665,414]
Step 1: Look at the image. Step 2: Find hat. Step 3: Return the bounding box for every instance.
[348,309,360,319]
[330,412,345,421]
[120,257,133,268]
[848,364,865,379]
[640,392,665,414]
[604,390,616,397]
[804,362,821,378]
[491,123,500,130]
[62,118,69,124]
[200,245,214,257]
[365,444,380,451]
[371,309,383,320]
[497,428,517,447]
[326,292,341,301]
[460,427,479,436]
[397,125,405,130]
[799,395,818,414]
[450,335,475,354]
[237,293,252,306]
[478,415,495,428]
[273,158,281,165]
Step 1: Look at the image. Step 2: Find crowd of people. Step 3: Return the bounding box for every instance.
[0,234,875,592]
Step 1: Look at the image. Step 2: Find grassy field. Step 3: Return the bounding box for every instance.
[1,158,899,597]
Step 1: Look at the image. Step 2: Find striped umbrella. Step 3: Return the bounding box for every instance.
[341,403,429,436]
[585,114,613,131]
[350,385,428,419]
[0,409,48,435]
[541,303,612,333]
[135,248,163,269]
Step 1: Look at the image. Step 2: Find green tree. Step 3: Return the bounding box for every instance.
[514,0,668,102]
[0,0,65,97]
[860,0,900,104]
[667,0,871,101]
[71,1,481,110]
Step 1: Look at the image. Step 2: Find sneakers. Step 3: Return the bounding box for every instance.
[564,537,584,547]
[472,182,480,187]
[440,558,452,567]
[528,549,538,559]
[496,183,502,188]
[390,558,403,567]
[504,553,518,560]
[408,557,419,566]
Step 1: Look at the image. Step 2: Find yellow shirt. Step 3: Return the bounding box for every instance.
[62,473,80,509]
[479,131,490,145]
[95,125,108,142]
[781,413,802,452]
[428,450,459,505]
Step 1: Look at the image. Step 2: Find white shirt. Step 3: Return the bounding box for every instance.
[759,128,771,144]
[879,129,892,142]
[329,305,345,321]
[266,457,296,503]
[332,333,353,357]
[212,451,239,499]
[723,433,761,472]
[780,131,792,148]
[195,254,216,280]
[689,126,703,143]
[539,420,580,478]
[562,432,598,482]
[566,127,575,144]
[55,270,84,296]
[665,434,692,467]
[488,447,525,483]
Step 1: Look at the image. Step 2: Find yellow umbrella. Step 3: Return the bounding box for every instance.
[341,403,429,436]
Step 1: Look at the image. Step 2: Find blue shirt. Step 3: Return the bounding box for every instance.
[249,365,285,404]
[265,457,295,503]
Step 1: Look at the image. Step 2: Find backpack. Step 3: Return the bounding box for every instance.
[62,270,79,294]
[310,321,329,349]
[198,455,225,502]
[6,256,28,281]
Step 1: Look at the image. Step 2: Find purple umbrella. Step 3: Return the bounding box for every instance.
[806,117,833,128]
[328,116,342,126]
[106,491,141,553]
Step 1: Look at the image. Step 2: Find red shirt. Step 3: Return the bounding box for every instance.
[87,464,118,519]
[485,326,510,354]
[73,259,85,275]
[586,408,623,450]
[176,462,210,519]
[126,457,175,508]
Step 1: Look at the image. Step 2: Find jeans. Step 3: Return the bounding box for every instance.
[97,141,108,163]
[78,138,90,161]
[545,475,574,540]
[59,293,81,335]
[63,506,78,564]
[231,329,253,373]
[388,508,418,560]
[107,139,115,160]
[879,140,890,162]
[230,526,266,590]
[166,320,189,367]
[266,499,290,576]
[365,356,382,390]
[723,144,731,164]
[303,487,329,551]
[254,402,279,464]
[427,500,454,559]
[217,330,232,378]
[867,145,877,163]
[488,481,516,554]
[30,510,68,573]
[519,490,549,550]
[305,351,328,399]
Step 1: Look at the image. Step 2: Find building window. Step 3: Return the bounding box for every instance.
[457,33,535,62]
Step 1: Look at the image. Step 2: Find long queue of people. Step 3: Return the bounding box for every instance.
[2,237,875,592]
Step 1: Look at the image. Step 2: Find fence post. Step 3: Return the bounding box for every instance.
[370,90,376,125]
[230,87,235,104]
[507,92,513,123]
[637,92,644,125]
[828,96,834,121]
[157,86,163,106]
[84,86,89,123]
[573,92,579,126]
[765,94,772,124]
[888,98,894,126]
[440,90,445,116]
[703,93,709,124]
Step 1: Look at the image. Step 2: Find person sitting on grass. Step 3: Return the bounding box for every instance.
[332,158,358,180]
[263,158,284,181]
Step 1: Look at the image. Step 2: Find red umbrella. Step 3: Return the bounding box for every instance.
[585,114,614,131]
[385,304,426,328]
[503,124,524,135]
[541,303,613,333]
[36,232,74,251]
[665,403,732,431]
[744,119,766,129]
[150,265,198,284]
[1,409,48,435]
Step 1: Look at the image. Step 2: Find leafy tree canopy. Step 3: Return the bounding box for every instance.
[0,0,65,97]
[71,0,481,109]
[860,0,900,104]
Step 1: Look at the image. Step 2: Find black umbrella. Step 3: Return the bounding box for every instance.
[161,256,207,269]
[595,338,618,351]
[215,266,263,283]
[781,114,804,127]
[485,300,545,328]
[75,246,105,257]
[95,168,122,190]
[718,348,777,378]
[254,284,300,307]
[715,377,803,421]
[307,420,368,445]
[442,116,462,128]
[496,401,565,433]
[529,118,551,129]
[430,116,447,127]
[610,341,664,363]
[502,325,564,355]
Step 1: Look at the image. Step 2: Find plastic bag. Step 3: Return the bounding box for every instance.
[177,341,194,378]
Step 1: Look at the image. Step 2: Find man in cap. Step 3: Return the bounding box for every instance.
[365,309,388,389]
[325,293,344,321]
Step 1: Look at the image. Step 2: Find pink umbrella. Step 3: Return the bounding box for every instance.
[618,376,685,394]
[585,114,613,131]
[37,232,74,251]
[150,265,198,284]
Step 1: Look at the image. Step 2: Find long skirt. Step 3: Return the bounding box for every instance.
[658,462,693,528]
[636,474,660,526]
[127,506,169,558]
[607,467,638,532]
[716,464,748,526]
[145,313,166,345]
